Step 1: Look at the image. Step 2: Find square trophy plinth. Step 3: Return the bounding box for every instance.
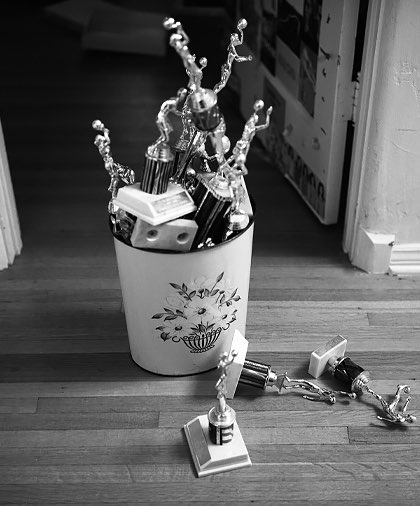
[308,335,347,378]
[184,415,251,478]
[114,182,196,226]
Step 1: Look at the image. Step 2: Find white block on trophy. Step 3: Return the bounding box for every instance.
[114,182,196,226]
[308,335,347,378]
[225,330,249,399]
[130,217,198,252]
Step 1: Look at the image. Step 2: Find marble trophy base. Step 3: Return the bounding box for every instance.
[184,415,251,477]
[309,335,347,378]
[114,182,196,226]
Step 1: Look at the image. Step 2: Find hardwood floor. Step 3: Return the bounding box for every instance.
[0,4,419,504]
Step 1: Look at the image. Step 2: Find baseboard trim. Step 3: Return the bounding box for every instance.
[389,243,420,275]
[350,226,395,273]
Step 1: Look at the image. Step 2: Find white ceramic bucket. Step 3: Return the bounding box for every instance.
[114,220,254,375]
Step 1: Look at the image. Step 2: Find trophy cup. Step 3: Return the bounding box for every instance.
[184,350,252,477]
[225,330,356,404]
[308,335,416,424]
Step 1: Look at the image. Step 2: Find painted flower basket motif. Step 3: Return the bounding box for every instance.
[152,272,241,353]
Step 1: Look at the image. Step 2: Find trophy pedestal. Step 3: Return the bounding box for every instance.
[130,217,197,252]
[184,415,251,477]
[114,182,196,226]
[308,335,347,378]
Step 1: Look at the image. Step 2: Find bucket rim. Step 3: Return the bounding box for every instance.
[111,195,256,256]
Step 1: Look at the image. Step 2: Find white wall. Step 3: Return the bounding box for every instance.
[345,0,420,274]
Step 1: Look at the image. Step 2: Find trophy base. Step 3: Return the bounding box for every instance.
[130,217,198,252]
[184,415,251,478]
[114,182,196,226]
[309,335,347,378]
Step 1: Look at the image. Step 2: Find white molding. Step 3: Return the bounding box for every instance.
[352,226,395,274]
[342,0,384,257]
[0,119,22,270]
[389,244,420,275]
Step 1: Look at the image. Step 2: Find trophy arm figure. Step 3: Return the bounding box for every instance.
[148,87,188,156]
[208,116,230,165]
[221,100,273,177]
[213,18,252,95]
[367,384,417,424]
[92,119,135,213]
[163,17,205,92]
[176,100,194,143]
[282,373,357,404]
[215,350,237,414]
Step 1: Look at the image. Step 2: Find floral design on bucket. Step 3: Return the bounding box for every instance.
[152,272,241,353]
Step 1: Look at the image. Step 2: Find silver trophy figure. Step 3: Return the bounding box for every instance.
[141,88,188,194]
[213,18,252,95]
[147,87,188,158]
[208,351,238,445]
[280,373,356,404]
[219,100,272,236]
[221,100,273,177]
[92,119,136,214]
[92,120,137,239]
[165,17,252,186]
[374,384,416,424]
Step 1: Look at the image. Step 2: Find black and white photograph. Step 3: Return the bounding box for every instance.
[0,1,419,504]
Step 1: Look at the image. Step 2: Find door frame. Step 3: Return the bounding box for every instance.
[342,0,384,259]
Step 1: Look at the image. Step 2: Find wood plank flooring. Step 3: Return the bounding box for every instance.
[0,4,419,505]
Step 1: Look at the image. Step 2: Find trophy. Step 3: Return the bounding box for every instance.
[164,16,252,185]
[213,18,253,95]
[184,350,251,477]
[92,120,136,239]
[308,335,416,424]
[225,330,356,404]
[141,87,188,194]
[112,84,197,228]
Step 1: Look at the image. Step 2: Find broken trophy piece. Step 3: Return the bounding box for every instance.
[309,335,416,424]
[225,330,355,404]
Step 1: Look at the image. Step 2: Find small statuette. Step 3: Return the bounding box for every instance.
[92,119,135,214]
[225,330,354,404]
[183,350,252,477]
[309,335,416,424]
[220,100,272,178]
[141,88,188,195]
[213,18,252,95]
[279,373,356,404]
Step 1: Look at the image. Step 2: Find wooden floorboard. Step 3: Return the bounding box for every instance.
[0,5,419,505]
